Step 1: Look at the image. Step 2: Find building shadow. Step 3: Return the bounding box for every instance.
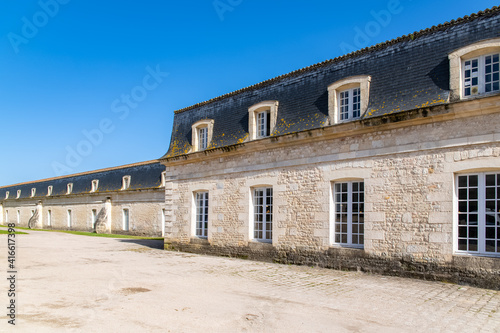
[117,238,164,249]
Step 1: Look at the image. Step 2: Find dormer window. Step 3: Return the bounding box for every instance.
[67,183,73,194]
[161,171,167,187]
[248,101,278,140]
[328,75,371,124]
[339,87,361,121]
[5,191,9,199]
[47,186,53,196]
[449,38,500,100]
[122,176,131,190]
[16,190,21,199]
[31,188,36,197]
[91,180,99,192]
[463,54,499,97]
[191,119,214,152]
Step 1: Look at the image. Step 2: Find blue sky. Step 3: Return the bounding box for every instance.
[0,0,497,185]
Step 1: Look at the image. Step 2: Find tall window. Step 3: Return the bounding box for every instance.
[198,127,208,151]
[256,111,271,138]
[123,208,130,231]
[91,209,97,228]
[253,187,273,242]
[67,183,73,195]
[463,54,500,97]
[339,88,361,121]
[457,173,499,255]
[17,210,20,224]
[5,210,8,223]
[67,210,72,227]
[47,210,51,226]
[47,186,53,196]
[5,191,9,199]
[195,192,209,238]
[91,180,99,192]
[333,181,364,247]
[122,176,131,190]
[31,188,36,197]
[16,190,21,199]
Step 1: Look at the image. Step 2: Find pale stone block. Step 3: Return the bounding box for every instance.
[428,212,452,224]
[429,232,449,243]
[365,212,385,222]
[401,213,412,223]
[367,230,385,240]
[400,232,413,242]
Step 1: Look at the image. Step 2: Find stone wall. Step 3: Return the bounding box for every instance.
[163,97,500,289]
[2,189,165,237]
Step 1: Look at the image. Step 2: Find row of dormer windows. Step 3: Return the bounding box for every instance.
[3,172,167,199]
[191,38,500,152]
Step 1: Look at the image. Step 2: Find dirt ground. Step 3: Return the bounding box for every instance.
[1,229,499,332]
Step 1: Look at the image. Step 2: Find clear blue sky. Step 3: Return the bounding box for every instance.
[0,0,497,185]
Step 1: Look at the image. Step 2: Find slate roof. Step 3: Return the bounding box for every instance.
[162,6,500,159]
[0,161,165,200]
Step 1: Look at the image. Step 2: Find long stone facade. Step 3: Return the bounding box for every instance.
[160,8,500,288]
[0,161,166,236]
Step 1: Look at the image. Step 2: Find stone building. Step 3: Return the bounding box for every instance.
[0,161,166,236]
[160,8,500,288]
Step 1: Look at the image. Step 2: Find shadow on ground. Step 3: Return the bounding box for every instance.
[117,239,164,249]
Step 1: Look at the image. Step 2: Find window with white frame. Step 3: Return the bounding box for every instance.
[333,181,364,247]
[122,176,131,190]
[31,188,36,197]
[448,38,500,100]
[5,210,8,223]
[253,187,273,242]
[256,110,271,138]
[91,180,99,192]
[122,208,130,231]
[47,186,53,196]
[91,209,97,229]
[248,101,278,140]
[195,192,209,238]
[191,119,214,152]
[67,183,73,195]
[67,209,72,227]
[339,87,361,121]
[17,210,20,223]
[161,171,167,187]
[456,173,499,255]
[16,190,21,199]
[47,210,52,226]
[5,191,9,199]
[328,76,371,124]
[463,54,500,97]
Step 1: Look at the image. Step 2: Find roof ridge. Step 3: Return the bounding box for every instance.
[0,159,161,189]
[173,6,500,115]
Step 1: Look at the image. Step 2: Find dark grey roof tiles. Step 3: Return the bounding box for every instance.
[0,161,165,200]
[163,7,500,159]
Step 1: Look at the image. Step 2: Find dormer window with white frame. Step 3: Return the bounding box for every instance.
[5,191,9,199]
[161,171,167,187]
[47,186,53,196]
[31,188,36,197]
[122,175,131,190]
[248,100,278,140]
[191,119,214,152]
[67,183,73,195]
[16,190,21,199]
[91,179,99,192]
[328,75,371,124]
[449,38,500,100]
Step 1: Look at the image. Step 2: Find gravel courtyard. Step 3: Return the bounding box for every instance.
[1,229,499,332]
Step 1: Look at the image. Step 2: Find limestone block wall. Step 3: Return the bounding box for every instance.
[163,101,500,288]
[2,189,165,236]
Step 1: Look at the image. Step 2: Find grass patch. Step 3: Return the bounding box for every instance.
[0,230,28,235]
[0,225,162,240]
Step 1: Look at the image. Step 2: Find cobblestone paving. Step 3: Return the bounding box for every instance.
[0,230,498,332]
